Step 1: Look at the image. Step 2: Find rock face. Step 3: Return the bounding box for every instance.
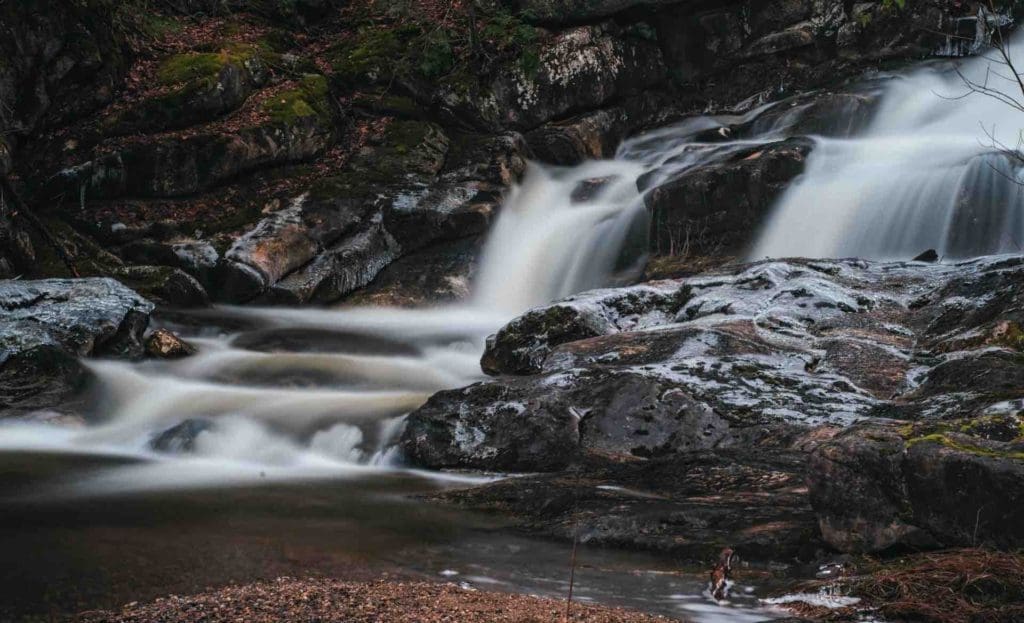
[0,279,153,415]
[810,419,1024,553]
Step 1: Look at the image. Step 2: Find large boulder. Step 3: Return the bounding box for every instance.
[809,419,1024,553]
[0,278,153,415]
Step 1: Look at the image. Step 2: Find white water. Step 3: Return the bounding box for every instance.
[752,29,1024,260]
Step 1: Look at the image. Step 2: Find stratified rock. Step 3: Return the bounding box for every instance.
[145,328,197,359]
[149,418,213,453]
[0,278,153,415]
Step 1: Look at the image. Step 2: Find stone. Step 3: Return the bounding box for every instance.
[149,418,213,453]
[438,24,667,131]
[145,328,197,359]
[645,138,813,259]
[0,278,153,415]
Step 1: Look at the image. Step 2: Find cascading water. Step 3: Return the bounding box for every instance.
[751,29,1024,260]
[0,157,653,496]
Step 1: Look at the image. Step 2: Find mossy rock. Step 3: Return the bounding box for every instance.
[262,73,332,125]
[156,42,265,86]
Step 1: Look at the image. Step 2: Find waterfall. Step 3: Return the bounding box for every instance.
[751,30,1024,260]
[1,154,653,495]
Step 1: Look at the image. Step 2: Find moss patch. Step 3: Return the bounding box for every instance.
[156,43,264,86]
[907,433,1024,461]
[261,73,331,124]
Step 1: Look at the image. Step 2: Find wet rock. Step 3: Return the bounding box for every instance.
[645,137,813,258]
[404,368,733,472]
[525,93,679,165]
[145,328,197,359]
[149,418,213,453]
[481,282,688,375]
[0,278,152,414]
[214,120,461,303]
[262,223,400,305]
[112,265,210,308]
[913,249,939,262]
[416,255,1024,487]
[809,419,1024,553]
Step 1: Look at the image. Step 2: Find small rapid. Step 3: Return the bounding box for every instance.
[0,157,655,496]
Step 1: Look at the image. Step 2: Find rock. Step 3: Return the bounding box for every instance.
[431,445,823,562]
[481,281,688,375]
[913,249,939,262]
[149,418,213,453]
[119,239,220,287]
[412,255,1024,475]
[403,368,733,472]
[112,265,210,308]
[809,420,1024,553]
[342,236,482,307]
[48,75,337,200]
[145,328,197,359]
[0,0,131,152]
[506,0,683,23]
[101,43,270,137]
[525,92,680,165]
[645,137,813,259]
[0,278,153,415]
[808,425,933,553]
[262,223,400,305]
[437,24,666,131]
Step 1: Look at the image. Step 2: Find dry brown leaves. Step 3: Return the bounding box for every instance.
[75,577,676,623]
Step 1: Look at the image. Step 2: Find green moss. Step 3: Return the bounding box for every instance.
[907,433,1024,460]
[262,73,331,124]
[156,43,263,86]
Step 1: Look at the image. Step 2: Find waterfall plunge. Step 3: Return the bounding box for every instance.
[751,32,1024,260]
